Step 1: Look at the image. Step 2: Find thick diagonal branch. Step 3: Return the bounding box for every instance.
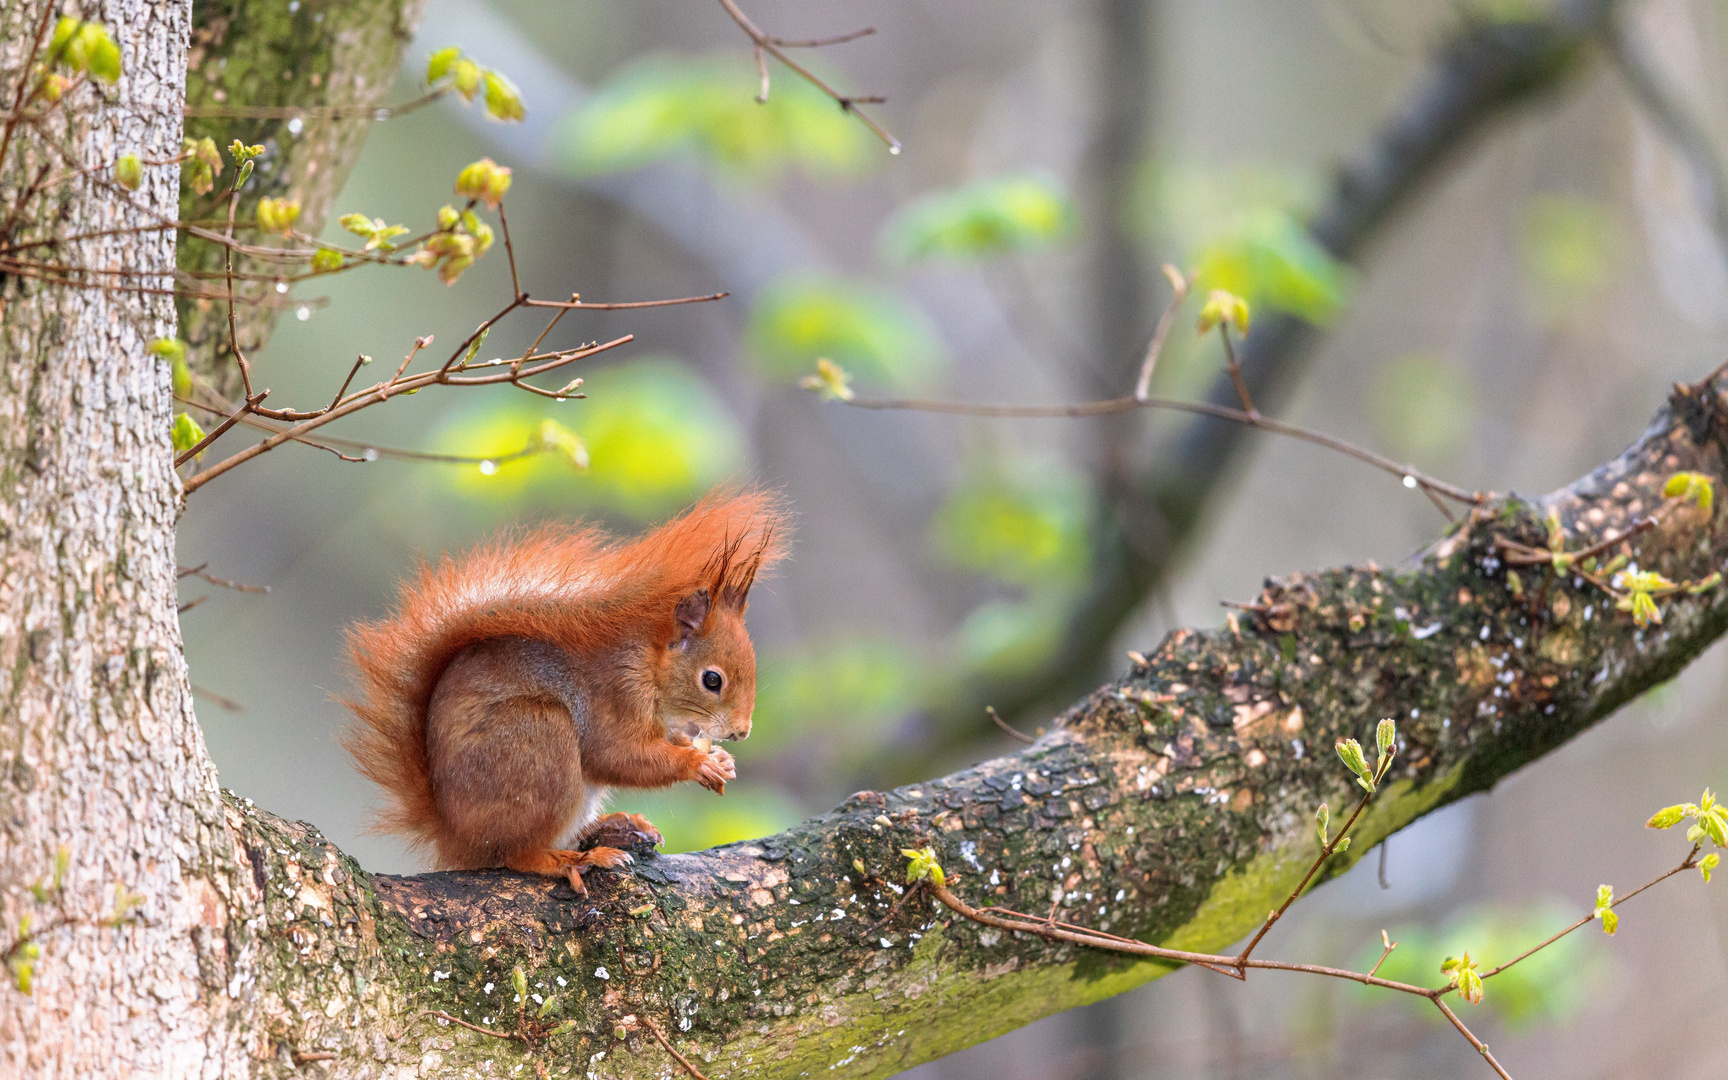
[217,379,1728,1078]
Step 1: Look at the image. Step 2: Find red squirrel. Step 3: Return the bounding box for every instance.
[343,489,788,894]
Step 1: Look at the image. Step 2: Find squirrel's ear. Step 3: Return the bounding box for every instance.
[673,589,711,643]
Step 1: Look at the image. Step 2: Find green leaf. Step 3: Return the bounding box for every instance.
[1647,804,1689,830]
[426,46,460,84]
[553,54,874,177]
[310,248,343,274]
[482,70,526,123]
[882,173,1075,263]
[114,154,142,191]
[930,465,1093,588]
[171,413,205,456]
[1192,207,1348,325]
[748,276,944,388]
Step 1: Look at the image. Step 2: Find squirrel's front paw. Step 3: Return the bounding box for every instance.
[692,746,736,794]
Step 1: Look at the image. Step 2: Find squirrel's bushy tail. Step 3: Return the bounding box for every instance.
[341,488,789,852]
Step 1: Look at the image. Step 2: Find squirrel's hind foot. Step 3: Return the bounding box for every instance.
[507,846,633,896]
[581,811,664,852]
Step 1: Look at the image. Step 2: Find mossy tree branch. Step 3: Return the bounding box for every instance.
[223,379,1728,1078]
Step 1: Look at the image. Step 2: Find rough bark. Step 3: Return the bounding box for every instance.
[178,0,425,397]
[210,381,1728,1078]
[0,0,254,1073]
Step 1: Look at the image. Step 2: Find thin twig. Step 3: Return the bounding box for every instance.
[641,1014,712,1080]
[191,684,244,712]
[176,390,268,466]
[1234,788,1374,969]
[180,335,632,494]
[522,291,729,311]
[986,706,1036,744]
[183,87,445,121]
[415,1010,525,1043]
[178,564,270,594]
[1133,266,1190,402]
[1475,846,1700,983]
[712,0,899,151]
[842,393,1477,505]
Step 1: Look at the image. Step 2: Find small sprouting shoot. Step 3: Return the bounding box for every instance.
[425,46,526,123]
[1663,471,1715,513]
[455,158,513,209]
[114,153,142,191]
[1315,802,1329,848]
[1593,884,1617,935]
[149,338,193,398]
[1196,288,1250,337]
[1613,568,1677,629]
[902,847,946,887]
[1441,951,1483,1005]
[534,419,588,471]
[799,357,855,402]
[171,413,206,458]
[47,18,121,85]
[227,139,265,187]
[182,136,222,195]
[256,197,301,236]
[338,213,411,253]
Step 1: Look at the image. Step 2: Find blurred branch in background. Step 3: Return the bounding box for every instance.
[1602,8,1728,259]
[887,0,1634,783]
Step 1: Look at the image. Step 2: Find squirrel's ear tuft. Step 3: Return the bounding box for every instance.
[674,589,711,642]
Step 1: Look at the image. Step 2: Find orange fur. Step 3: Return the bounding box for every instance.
[342,489,789,871]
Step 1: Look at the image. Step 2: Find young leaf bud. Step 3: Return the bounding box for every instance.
[171,413,205,456]
[426,46,461,85]
[482,69,526,122]
[452,57,482,100]
[114,154,142,191]
[1647,804,1688,830]
[1315,803,1329,848]
[1335,738,1370,783]
[1701,853,1718,883]
[310,248,344,274]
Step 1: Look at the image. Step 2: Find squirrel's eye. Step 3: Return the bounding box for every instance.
[701,668,724,693]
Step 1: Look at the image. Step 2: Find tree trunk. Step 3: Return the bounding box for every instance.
[0,0,253,1072]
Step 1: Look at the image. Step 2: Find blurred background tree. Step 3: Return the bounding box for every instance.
[173,0,1728,1075]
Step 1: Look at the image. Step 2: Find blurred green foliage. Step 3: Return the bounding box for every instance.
[953,596,1066,679]
[882,173,1076,263]
[431,356,746,519]
[749,276,945,387]
[1137,160,1347,325]
[554,54,875,177]
[1361,902,1608,1030]
[931,465,1092,588]
[1367,352,1477,460]
[613,785,806,855]
[750,636,925,752]
[1519,194,1621,320]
